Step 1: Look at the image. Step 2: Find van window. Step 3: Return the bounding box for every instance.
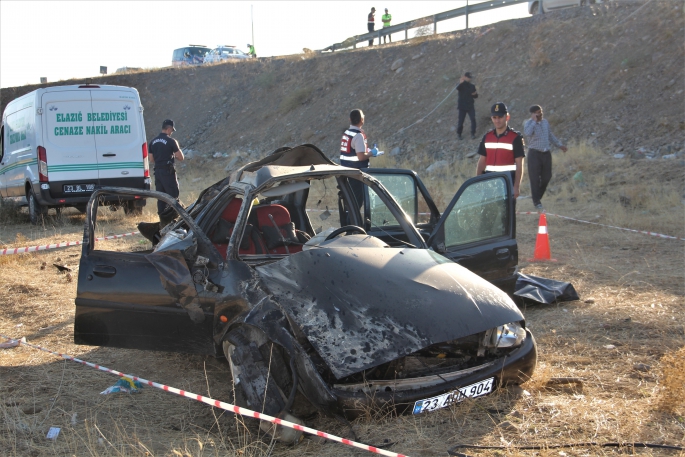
[6,108,31,148]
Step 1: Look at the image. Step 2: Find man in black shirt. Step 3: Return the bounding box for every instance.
[456,72,478,140]
[149,119,184,224]
[368,7,376,46]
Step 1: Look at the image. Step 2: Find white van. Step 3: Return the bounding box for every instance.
[0,84,150,224]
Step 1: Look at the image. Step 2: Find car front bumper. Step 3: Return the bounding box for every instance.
[330,329,537,418]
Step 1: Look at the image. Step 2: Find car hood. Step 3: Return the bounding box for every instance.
[255,245,523,379]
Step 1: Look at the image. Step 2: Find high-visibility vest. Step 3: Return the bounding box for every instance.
[484,128,519,172]
[340,128,366,162]
[382,14,392,27]
[368,12,375,23]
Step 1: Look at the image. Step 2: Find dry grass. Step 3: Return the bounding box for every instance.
[279,87,314,113]
[657,346,685,415]
[1,143,684,456]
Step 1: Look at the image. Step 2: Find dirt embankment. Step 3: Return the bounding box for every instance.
[2,1,684,167]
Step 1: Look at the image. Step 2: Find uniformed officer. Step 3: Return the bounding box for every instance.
[340,109,377,217]
[149,119,184,224]
[475,102,525,199]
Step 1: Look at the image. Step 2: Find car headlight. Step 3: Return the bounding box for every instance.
[491,322,526,348]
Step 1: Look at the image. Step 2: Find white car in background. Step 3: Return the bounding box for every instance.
[528,0,601,14]
[204,46,250,64]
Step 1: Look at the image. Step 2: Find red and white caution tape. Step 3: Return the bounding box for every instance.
[0,334,409,457]
[0,231,140,256]
[516,212,685,241]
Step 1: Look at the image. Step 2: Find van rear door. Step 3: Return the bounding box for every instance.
[42,90,98,197]
[90,89,145,187]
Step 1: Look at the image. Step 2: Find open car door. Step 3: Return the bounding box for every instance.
[74,187,223,354]
[365,170,518,294]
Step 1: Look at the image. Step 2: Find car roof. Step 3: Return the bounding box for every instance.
[229,144,362,189]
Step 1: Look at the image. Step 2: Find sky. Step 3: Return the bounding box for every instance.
[0,1,530,89]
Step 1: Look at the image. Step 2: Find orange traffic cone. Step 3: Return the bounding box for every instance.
[529,213,557,262]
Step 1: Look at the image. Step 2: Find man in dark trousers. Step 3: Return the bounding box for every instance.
[456,72,478,140]
[476,102,525,200]
[340,109,378,217]
[149,119,184,225]
[382,8,392,43]
[523,104,567,212]
[368,7,376,46]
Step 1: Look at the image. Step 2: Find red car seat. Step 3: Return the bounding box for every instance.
[255,204,303,254]
[211,199,267,258]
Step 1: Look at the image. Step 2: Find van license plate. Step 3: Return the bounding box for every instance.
[63,184,95,193]
[412,377,495,414]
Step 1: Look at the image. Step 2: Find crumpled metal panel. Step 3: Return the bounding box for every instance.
[145,247,204,324]
[256,246,524,379]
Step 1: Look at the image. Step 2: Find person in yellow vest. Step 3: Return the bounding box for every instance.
[382,8,392,43]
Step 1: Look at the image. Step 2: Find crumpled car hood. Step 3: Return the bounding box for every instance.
[255,246,524,379]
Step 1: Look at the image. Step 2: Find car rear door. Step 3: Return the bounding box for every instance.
[365,169,517,294]
[89,89,146,186]
[42,89,98,197]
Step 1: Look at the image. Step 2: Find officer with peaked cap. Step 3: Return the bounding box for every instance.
[475,102,525,200]
[149,119,185,225]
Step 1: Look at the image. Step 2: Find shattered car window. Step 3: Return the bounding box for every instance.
[306,176,341,234]
[444,177,508,247]
[368,173,432,227]
[368,184,401,227]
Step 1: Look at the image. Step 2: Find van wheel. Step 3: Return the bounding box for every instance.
[123,201,143,216]
[28,191,47,225]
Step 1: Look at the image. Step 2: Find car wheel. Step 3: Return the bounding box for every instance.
[123,201,143,216]
[28,190,47,225]
[531,1,540,14]
[222,337,304,444]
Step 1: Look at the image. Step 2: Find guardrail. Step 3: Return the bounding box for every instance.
[321,0,529,52]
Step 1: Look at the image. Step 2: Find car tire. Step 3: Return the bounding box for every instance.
[28,190,47,225]
[222,337,304,444]
[531,1,540,14]
[123,201,143,216]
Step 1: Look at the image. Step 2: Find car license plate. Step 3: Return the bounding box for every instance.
[63,184,95,193]
[412,377,495,414]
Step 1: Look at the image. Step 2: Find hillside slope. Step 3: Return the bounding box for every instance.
[2,1,683,167]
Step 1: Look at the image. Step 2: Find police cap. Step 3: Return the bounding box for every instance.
[490,102,508,116]
[162,119,176,131]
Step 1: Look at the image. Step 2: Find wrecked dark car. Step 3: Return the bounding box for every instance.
[74,145,536,439]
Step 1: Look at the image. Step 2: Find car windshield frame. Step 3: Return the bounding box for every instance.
[193,167,428,261]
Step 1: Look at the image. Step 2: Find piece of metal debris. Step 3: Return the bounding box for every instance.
[53,263,72,272]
